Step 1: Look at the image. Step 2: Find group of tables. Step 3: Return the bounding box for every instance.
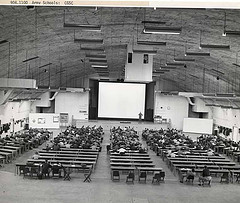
[164,152,240,183]
[109,150,163,180]
[15,148,100,177]
[0,132,50,166]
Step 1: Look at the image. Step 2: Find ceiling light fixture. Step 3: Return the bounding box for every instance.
[223,30,240,37]
[174,58,195,62]
[189,74,199,79]
[38,63,52,69]
[74,38,103,44]
[81,47,105,52]
[91,65,108,68]
[141,21,166,24]
[0,40,8,45]
[137,40,166,46]
[86,54,106,58]
[185,52,210,56]
[89,59,107,63]
[211,69,224,75]
[160,66,177,69]
[143,26,181,35]
[199,44,230,49]
[22,56,39,63]
[64,23,101,31]
[233,63,240,68]
[133,49,157,55]
[166,62,185,66]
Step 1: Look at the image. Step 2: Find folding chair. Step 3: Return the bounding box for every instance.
[112,170,120,181]
[84,169,92,182]
[138,171,147,183]
[186,175,194,184]
[159,171,165,182]
[126,172,135,184]
[63,167,71,181]
[152,173,161,184]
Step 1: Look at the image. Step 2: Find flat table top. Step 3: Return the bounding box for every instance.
[214,162,236,166]
[110,153,149,157]
[110,166,162,171]
[0,148,17,153]
[27,159,96,165]
[3,146,21,150]
[110,162,155,167]
[110,159,153,163]
[59,148,99,152]
[110,156,151,160]
[0,151,12,155]
[39,150,99,155]
[38,156,97,161]
[38,153,98,158]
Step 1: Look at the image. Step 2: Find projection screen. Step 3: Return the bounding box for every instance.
[98,82,146,119]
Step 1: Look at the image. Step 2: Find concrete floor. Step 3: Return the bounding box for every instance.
[1,131,240,203]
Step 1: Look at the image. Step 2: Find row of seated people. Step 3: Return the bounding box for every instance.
[45,125,103,151]
[198,134,240,150]
[110,126,147,153]
[0,128,50,149]
[142,128,216,155]
[0,129,50,164]
[23,160,69,179]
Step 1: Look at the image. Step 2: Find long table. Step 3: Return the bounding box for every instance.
[110,156,151,160]
[38,156,97,162]
[0,148,17,159]
[3,146,21,156]
[59,148,99,152]
[27,159,96,169]
[15,163,92,176]
[0,151,12,163]
[110,159,153,163]
[110,153,149,157]
[39,152,98,158]
[39,150,99,155]
[110,162,155,167]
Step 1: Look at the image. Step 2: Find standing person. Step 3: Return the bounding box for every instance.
[138,112,143,122]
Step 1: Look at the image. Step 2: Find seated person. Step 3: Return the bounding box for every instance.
[186,168,196,182]
[199,166,212,186]
[42,160,51,178]
[32,152,40,160]
[118,147,126,155]
[51,162,63,178]
[207,149,214,156]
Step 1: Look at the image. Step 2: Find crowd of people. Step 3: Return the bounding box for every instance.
[45,125,104,150]
[0,128,50,149]
[110,126,147,153]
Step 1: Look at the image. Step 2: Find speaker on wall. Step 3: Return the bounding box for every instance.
[128,53,132,63]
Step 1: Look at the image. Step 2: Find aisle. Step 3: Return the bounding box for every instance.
[92,130,111,180]
[140,136,177,182]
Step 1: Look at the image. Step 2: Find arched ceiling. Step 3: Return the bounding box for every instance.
[0,6,240,93]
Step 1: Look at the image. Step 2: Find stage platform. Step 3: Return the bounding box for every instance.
[75,119,171,132]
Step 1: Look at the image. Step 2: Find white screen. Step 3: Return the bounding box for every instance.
[183,118,213,134]
[98,82,146,119]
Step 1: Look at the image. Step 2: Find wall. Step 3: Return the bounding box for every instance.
[55,92,89,125]
[155,78,183,92]
[0,101,31,136]
[154,95,189,130]
[29,113,60,129]
[124,45,153,82]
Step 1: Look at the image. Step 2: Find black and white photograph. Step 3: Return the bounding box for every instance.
[0,1,240,203]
